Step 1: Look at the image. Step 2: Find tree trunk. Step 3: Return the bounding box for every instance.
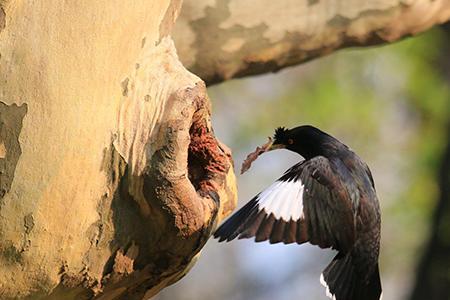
[0,1,236,299]
[174,0,450,85]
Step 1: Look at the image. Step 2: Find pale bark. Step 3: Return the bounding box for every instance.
[174,0,450,85]
[0,1,235,299]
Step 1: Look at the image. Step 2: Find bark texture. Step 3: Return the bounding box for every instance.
[174,0,450,85]
[0,1,235,299]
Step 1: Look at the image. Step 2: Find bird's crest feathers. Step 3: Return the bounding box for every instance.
[274,127,288,142]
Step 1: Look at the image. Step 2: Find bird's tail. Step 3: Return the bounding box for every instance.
[320,253,382,300]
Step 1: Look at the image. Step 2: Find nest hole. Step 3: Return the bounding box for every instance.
[187,115,228,194]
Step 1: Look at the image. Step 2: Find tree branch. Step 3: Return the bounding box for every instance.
[174,0,450,85]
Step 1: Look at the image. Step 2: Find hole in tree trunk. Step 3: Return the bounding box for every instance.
[187,110,228,196]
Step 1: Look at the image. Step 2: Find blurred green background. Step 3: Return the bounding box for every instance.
[156,26,450,300]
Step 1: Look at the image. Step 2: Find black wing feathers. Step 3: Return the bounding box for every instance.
[214,198,258,242]
[214,156,356,252]
[307,158,356,251]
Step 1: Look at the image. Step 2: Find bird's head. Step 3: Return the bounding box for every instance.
[269,125,336,159]
[271,126,291,150]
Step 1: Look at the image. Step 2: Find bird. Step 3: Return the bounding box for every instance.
[214,125,382,300]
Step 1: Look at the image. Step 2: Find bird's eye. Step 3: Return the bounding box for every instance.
[288,139,294,145]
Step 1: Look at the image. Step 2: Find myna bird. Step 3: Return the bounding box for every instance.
[214,125,382,300]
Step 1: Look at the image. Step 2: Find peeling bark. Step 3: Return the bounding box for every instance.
[0,102,27,199]
[174,0,450,85]
[0,1,235,299]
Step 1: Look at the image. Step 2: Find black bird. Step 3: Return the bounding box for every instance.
[214,125,381,300]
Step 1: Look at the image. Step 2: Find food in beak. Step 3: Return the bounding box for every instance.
[241,137,274,174]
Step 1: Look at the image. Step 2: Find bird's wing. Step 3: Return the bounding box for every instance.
[214,156,356,251]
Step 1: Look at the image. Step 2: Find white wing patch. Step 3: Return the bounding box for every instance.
[320,273,336,300]
[257,179,304,221]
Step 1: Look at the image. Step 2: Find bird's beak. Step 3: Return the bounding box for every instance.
[268,142,285,151]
